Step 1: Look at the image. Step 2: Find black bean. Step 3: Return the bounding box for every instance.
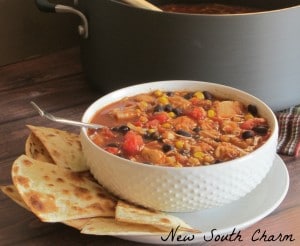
[176,130,192,137]
[118,125,130,133]
[154,104,164,112]
[193,126,201,133]
[107,143,119,147]
[112,125,130,133]
[184,92,194,100]
[166,91,174,96]
[248,104,258,116]
[180,149,190,156]
[253,126,269,135]
[164,104,173,112]
[143,132,152,139]
[144,131,162,141]
[242,130,255,139]
[162,144,174,152]
[172,108,182,116]
[203,91,213,100]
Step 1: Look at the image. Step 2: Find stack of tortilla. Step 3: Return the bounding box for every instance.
[1,125,200,236]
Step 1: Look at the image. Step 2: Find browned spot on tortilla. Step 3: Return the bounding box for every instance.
[62,189,69,195]
[22,159,33,167]
[160,218,171,224]
[5,186,14,193]
[71,205,85,213]
[67,172,85,182]
[56,177,64,183]
[15,175,30,188]
[47,183,54,187]
[87,202,104,212]
[43,175,50,181]
[12,165,19,174]
[26,191,57,214]
[73,186,92,200]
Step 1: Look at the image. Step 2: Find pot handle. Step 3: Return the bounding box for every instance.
[35,0,88,38]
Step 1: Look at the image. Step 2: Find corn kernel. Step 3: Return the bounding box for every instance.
[175,140,184,149]
[140,101,148,108]
[194,91,205,100]
[162,122,172,128]
[148,129,156,134]
[193,151,204,159]
[245,113,254,120]
[153,90,163,97]
[168,112,176,118]
[158,96,169,105]
[207,109,215,118]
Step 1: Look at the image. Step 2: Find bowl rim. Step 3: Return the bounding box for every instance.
[81,80,278,170]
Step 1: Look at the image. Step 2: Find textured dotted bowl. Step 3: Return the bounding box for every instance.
[81,81,278,212]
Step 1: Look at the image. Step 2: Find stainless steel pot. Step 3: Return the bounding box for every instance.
[36,0,300,110]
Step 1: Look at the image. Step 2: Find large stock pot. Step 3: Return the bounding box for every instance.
[35,0,300,110]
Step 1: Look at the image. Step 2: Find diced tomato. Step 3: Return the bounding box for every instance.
[150,112,169,123]
[123,131,144,155]
[240,120,255,130]
[132,120,143,127]
[187,107,206,120]
[240,118,266,130]
[146,119,159,128]
[105,146,119,155]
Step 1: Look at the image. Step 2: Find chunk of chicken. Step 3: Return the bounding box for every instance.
[172,116,197,132]
[168,96,191,110]
[214,101,244,118]
[112,108,140,121]
[141,147,166,164]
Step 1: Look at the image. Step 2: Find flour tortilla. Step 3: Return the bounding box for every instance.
[27,125,88,171]
[0,184,92,230]
[0,184,30,210]
[115,200,200,233]
[25,133,53,163]
[12,155,116,222]
[81,217,165,235]
[63,218,91,230]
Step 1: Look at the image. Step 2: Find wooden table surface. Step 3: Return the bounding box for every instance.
[0,48,299,246]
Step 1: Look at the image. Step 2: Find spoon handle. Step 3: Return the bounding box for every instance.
[122,0,162,11]
[49,116,103,130]
[30,101,103,130]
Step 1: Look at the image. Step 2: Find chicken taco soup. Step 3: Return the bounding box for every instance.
[88,90,271,167]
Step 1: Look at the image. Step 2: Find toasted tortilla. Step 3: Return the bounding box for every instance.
[27,125,88,172]
[63,218,91,230]
[25,133,54,163]
[1,184,92,230]
[0,184,30,210]
[115,200,200,233]
[81,217,165,235]
[12,155,116,222]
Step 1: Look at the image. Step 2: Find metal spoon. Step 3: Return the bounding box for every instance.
[30,101,104,130]
[122,0,162,11]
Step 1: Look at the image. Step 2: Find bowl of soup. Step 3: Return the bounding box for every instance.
[80,80,278,212]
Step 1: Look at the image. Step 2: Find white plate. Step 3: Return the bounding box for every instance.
[118,155,289,244]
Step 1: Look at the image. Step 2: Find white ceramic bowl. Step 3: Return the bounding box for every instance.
[81,81,278,212]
